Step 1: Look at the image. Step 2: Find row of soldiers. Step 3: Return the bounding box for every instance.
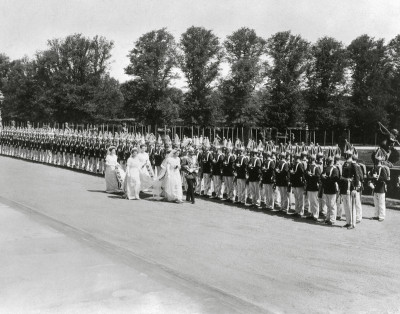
[0,126,390,228]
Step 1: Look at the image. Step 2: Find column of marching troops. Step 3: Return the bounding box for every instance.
[0,125,390,228]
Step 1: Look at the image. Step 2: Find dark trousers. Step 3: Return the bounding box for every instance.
[186,178,195,202]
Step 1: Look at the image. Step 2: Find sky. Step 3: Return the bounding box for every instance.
[1,0,400,84]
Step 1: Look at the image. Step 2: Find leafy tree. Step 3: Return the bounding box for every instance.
[33,33,119,122]
[264,31,310,128]
[221,27,266,126]
[387,35,400,130]
[124,28,180,125]
[179,26,223,126]
[305,37,351,130]
[347,35,390,136]
[0,53,10,91]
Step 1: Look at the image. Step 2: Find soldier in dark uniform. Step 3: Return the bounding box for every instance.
[261,148,276,210]
[305,150,321,221]
[99,136,107,174]
[368,148,390,222]
[248,147,262,207]
[235,146,248,204]
[290,147,306,217]
[222,146,236,202]
[275,147,290,213]
[211,146,224,199]
[83,137,90,170]
[88,138,95,172]
[339,141,360,229]
[352,148,366,224]
[321,149,340,225]
[201,144,213,197]
[154,143,164,177]
[94,137,101,173]
[194,146,203,195]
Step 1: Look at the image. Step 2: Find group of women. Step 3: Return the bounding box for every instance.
[105,145,184,202]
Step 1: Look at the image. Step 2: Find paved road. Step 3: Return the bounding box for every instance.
[1,156,400,313]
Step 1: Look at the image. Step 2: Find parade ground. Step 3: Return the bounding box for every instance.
[1,157,400,314]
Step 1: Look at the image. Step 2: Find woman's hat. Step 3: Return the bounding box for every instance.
[108,146,116,151]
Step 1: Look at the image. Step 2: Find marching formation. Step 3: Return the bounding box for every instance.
[0,125,391,228]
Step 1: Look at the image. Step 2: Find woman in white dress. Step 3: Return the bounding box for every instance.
[124,147,141,200]
[164,148,183,203]
[105,147,119,193]
[137,144,155,191]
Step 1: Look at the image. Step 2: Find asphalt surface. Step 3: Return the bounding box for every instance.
[1,156,400,314]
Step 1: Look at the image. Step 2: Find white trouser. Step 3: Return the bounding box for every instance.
[248,181,260,205]
[303,193,309,211]
[236,179,247,203]
[342,193,356,226]
[213,175,222,198]
[325,194,337,223]
[260,183,265,202]
[293,187,304,215]
[203,173,212,196]
[195,174,202,194]
[263,184,275,209]
[319,196,327,216]
[277,186,289,212]
[274,188,281,207]
[224,176,234,200]
[373,192,386,220]
[337,194,343,218]
[355,191,362,222]
[308,191,319,218]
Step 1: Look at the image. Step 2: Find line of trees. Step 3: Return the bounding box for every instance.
[1,28,400,139]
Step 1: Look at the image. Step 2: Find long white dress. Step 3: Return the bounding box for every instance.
[164,156,183,202]
[137,152,154,190]
[105,154,119,193]
[124,156,141,200]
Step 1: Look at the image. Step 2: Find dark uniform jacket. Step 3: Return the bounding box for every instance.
[339,161,360,194]
[305,163,321,192]
[202,151,213,174]
[322,165,339,195]
[291,161,305,188]
[248,156,262,182]
[212,153,224,176]
[222,154,236,177]
[261,159,276,185]
[235,155,248,180]
[275,160,290,187]
[370,166,390,194]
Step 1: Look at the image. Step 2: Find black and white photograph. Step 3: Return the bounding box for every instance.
[1,0,400,313]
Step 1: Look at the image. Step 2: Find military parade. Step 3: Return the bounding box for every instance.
[0,120,393,228]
